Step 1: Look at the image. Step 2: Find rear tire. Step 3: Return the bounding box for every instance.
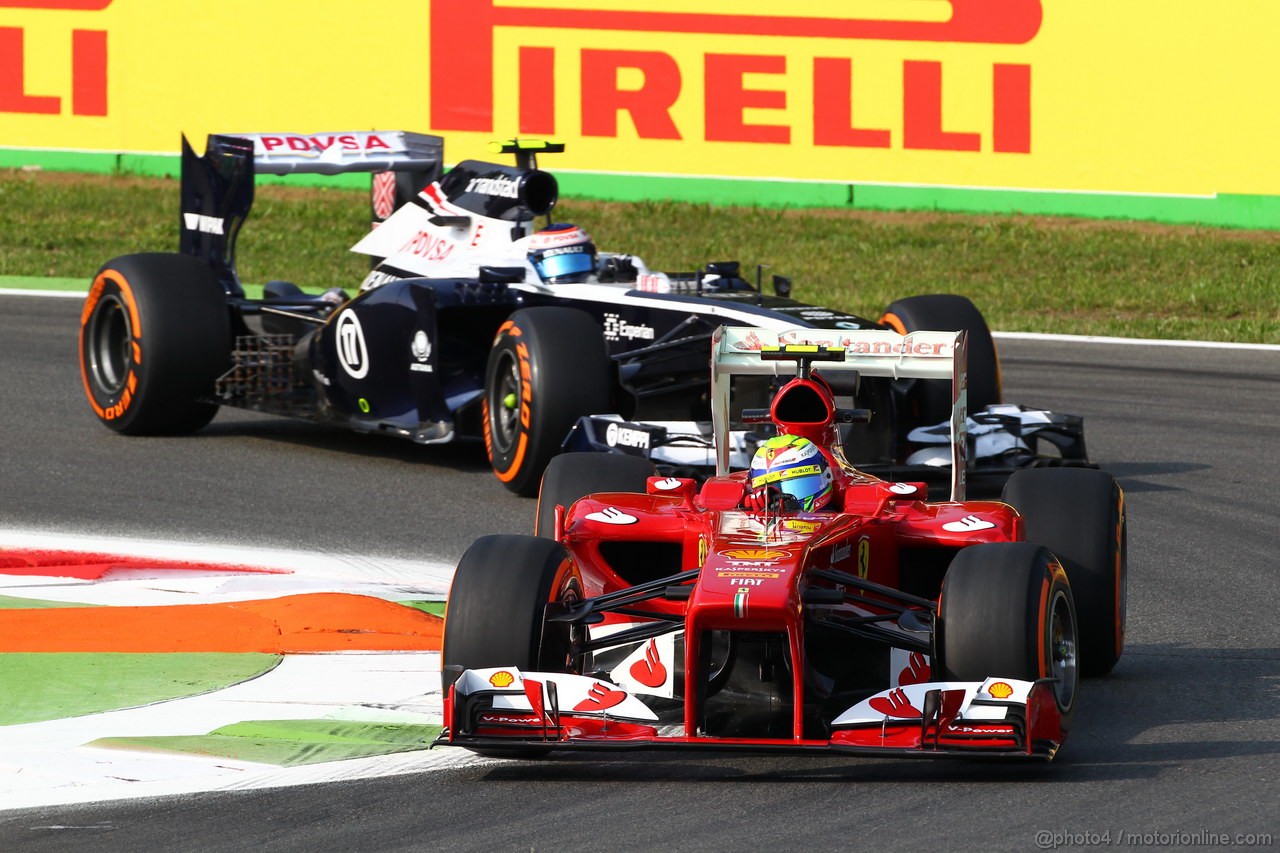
[535,452,655,538]
[1003,468,1127,676]
[939,542,1078,729]
[880,294,1001,430]
[483,308,611,496]
[79,253,230,434]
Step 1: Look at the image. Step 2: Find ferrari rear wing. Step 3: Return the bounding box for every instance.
[179,131,444,295]
[710,326,970,500]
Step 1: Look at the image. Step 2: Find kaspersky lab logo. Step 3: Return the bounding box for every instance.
[430,0,1042,154]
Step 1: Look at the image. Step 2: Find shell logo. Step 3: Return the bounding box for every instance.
[987,681,1014,699]
[489,670,516,688]
[721,549,787,560]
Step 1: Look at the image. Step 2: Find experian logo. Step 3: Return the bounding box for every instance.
[603,313,655,342]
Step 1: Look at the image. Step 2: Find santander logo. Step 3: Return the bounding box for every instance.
[897,652,932,686]
[628,638,668,688]
[573,682,628,712]
[869,687,923,719]
[585,507,638,525]
[942,514,997,533]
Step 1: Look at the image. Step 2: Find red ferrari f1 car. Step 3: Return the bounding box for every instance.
[438,326,1126,761]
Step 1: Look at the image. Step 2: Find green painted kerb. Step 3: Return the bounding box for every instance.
[6,146,1280,230]
[93,719,443,766]
[0,594,98,608]
[398,600,446,617]
[0,653,281,726]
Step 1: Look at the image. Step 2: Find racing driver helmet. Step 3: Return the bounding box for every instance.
[747,434,835,512]
[528,223,597,283]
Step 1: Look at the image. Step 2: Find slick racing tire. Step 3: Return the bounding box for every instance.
[535,452,655,538]
[1002,468,1127,677]
[880,294,1001,431]
[80,253,230,435]
[484,308,611,496]
[939,542,1078,731]
[442,534,583,758]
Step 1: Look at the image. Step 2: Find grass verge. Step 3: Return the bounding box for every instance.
[3,169,1276,343]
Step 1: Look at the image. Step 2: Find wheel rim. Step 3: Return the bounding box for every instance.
[488,349,522,455]
[1048,588,1078,711]
[85,294,132,394]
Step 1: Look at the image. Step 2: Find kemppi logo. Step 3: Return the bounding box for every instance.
[1,1,111,116]
[606,421,650,450]
[430,1,1041,154]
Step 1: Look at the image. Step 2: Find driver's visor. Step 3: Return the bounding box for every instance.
[535,251,595,282]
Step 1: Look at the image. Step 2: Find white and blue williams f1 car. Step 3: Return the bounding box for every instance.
[79,131,1090,495]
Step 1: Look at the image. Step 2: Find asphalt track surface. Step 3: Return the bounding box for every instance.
[3,294,1279,851]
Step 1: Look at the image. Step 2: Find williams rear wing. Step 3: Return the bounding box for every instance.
[179,131,443,295]
[711,326,970,501]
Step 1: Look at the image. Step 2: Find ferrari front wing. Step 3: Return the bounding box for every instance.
[436,667,1067,761]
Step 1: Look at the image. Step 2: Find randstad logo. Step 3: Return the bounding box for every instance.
[428,1,1042,154]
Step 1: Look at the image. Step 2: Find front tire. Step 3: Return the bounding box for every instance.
[535,452,655,538]
[1003,468,1127,677]
[483,308,611,496]
[79,253,230,434]
[441,534,582,759]
[939,542,1078,730]
[442,534,581,695]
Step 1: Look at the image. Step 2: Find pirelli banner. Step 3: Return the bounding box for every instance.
[3,0,1278,228]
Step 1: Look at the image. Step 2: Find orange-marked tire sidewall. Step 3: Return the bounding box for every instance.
[879,311,908,336]
[483,319,533,484]
[79,269,143,426]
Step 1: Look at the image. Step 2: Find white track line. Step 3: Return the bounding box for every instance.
[992,330,1280,351]
[7,286,1274,351]
[0,528,456,598]
[0,287,84,299]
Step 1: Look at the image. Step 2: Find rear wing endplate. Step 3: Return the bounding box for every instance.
[711,326,970,501]
[180,131,444,294]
